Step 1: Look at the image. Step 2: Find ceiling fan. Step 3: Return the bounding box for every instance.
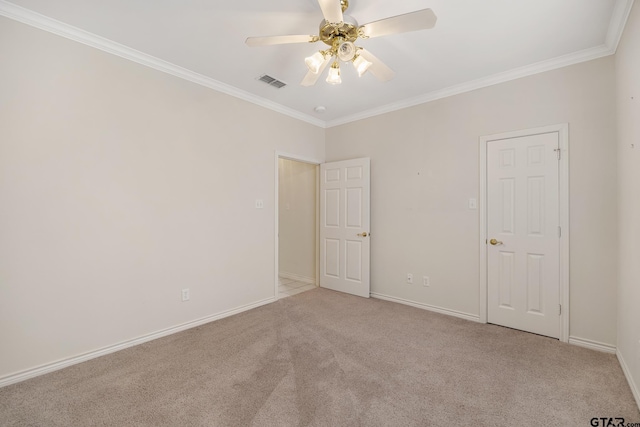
[245,0,437,86]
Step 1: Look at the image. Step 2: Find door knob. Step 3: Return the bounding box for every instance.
[357,232,368,237]
[489,238,503,246]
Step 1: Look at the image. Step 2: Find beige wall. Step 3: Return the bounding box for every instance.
[0,10,630,385]
[0,17,324,379]
[326,57,618,346]
[615,3,640,405]
[278,158,317,281]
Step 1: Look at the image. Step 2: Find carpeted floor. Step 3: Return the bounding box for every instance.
[1,288,638,426]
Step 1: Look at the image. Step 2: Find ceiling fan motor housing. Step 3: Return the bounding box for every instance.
[319,15,359,46]
[245,0,438,86]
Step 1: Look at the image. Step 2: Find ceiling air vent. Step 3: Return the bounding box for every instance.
[257,74,287,89]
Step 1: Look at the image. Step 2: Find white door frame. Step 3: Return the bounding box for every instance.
[479,124,570,342]
[274,151,322,300]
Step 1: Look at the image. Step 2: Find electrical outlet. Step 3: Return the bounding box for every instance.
[423,276,430,287]
[181,288,190,302]
[255,199,264,209]
[407,273,413,284]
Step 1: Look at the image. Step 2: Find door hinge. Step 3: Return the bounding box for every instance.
[559,304,562,316]
[558,226,561,238]
[555,148,561,160]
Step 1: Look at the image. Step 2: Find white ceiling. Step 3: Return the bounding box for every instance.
[1,0,633,127]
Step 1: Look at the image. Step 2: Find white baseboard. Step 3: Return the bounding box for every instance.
[568,336,617,354]
[279,272,316,285]
[0,297,275,388]
[617,350,640,411]
[371,293,480,323]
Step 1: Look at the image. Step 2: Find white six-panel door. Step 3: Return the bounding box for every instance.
[487,132,560,338]
[320,158,370,298]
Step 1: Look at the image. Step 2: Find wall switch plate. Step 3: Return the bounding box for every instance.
[255,199,264,209]
[468,198,477,210]
[423,276,430,287]
[407,273,413,284]
[181,288,190,302]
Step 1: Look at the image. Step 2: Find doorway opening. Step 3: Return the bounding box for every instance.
[275,154,320,299]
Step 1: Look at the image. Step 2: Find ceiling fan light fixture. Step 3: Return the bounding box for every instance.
[247,2,437,87]
[353,54,372,77]
[326,61,342,85]
[337,41,356,61]
[305,51,326,74]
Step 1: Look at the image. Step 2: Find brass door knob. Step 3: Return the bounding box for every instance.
[489,238,503,246]
[357,232,368,237]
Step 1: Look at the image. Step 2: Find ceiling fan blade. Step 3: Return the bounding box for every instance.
[360,9,437,39]
[245,35,317,47]
[358,49,395,82]
[317,0,344,24]
[300,56,332,87]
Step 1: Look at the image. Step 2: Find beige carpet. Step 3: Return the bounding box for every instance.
[1,288,638,426]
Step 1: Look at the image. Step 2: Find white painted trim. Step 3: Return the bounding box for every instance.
[0,0,325,129]
[315,166,320,288]
[276,152,324,166]
[0,297,275,388]
[479,141,488,324]
[558,124,570,342]
[279,272,316,285]
[274,154,280,301]
[606,0,636,51]
[326,0,633,128]
[568,337,617,354]
[0,0,633,130]
[617,350,640,410]
[274,151,322,301]
[371,293,481,323]
[479,124,570,343]
[326,45,612,128]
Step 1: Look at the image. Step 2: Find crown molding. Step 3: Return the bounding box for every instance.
[325,43,614,128]
[0,0,326,128]
[325,0,635,128]
[606,0,635,51]
[1,0,634,130]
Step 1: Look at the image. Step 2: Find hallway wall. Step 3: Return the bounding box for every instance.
[278,158,317,282]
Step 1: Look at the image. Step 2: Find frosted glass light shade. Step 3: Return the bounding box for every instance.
[338,42,356,61]
[353,55,372,77]
[305,51,325,74]
[326,62,341,85]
